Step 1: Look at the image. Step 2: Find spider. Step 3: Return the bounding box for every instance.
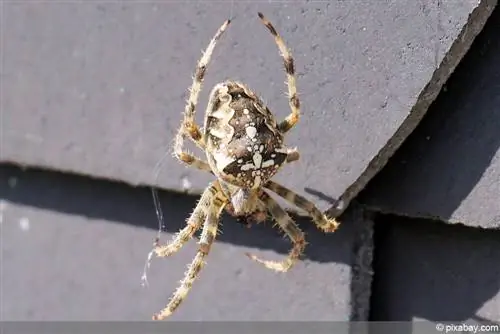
[152,12,340,320]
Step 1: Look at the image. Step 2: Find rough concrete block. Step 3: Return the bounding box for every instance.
[370,215,500,323]
[359,5,500,229]
[2,1,495,215]
[0,164,373,321]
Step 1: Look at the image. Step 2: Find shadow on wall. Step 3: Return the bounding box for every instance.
[357,3,500,223]
[370,215,500,326]
[362,5,500,327]
[0,163,353,266]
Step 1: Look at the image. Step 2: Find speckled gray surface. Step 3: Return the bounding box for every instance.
[0,164,372,322]
[370,215,500,323]
[359,4,500,229]
[2,1,495,216]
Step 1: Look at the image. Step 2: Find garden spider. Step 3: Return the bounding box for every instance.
[152,12,339,320]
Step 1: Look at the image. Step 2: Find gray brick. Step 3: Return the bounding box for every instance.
[359,5,500,228]
[370,215,500,323]
[0,164,373,322]
[2,1,495,215]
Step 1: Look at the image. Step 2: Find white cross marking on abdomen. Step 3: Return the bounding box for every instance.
[240,150,275,172]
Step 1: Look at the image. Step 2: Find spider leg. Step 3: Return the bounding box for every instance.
[258,12,300,134]
[265,180,340,233]
[154,182,217,257]
[153,189,226,320]
[173,137,213,173]
[174,18,231,170]
[246,191,306,273]
[285,147,300,163]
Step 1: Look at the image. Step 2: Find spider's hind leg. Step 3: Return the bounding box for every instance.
[174,19,231,172]
[265,180,340,233]
[173,133,213,173]
[246,191,306,273]
[258,12,300,134]
[180,18,230,147]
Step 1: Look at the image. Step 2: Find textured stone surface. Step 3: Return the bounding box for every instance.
[0,164,373,321]
[370,215,500,323]
[359,4,500,229]
[2,1,495,215]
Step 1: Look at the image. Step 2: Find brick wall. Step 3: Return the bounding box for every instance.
[1,1,498,328]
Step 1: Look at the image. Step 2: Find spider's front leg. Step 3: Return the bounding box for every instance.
[154,182,217,257]
[246,191,306,273]
[173,19,231,173]
[153,189,226,320]
[265,180,339,233]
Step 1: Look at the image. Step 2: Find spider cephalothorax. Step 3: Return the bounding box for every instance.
[151,13,340,320]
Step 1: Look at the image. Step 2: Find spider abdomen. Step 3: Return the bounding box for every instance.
[204,81,288,189]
